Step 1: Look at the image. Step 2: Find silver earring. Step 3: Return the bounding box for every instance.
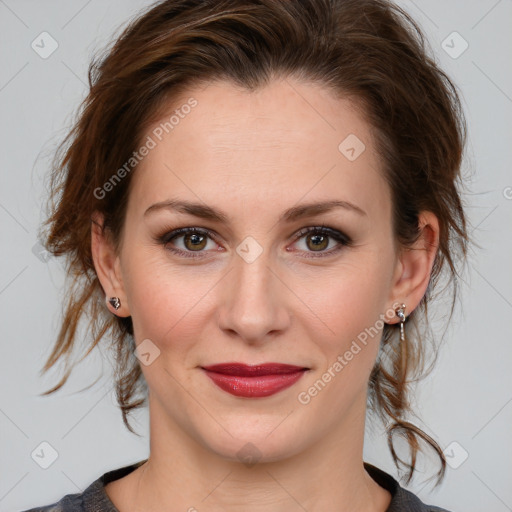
[108,296,121,310]
[395,303,406,342]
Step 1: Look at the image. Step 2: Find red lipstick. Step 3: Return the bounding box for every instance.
[201,363,308,398]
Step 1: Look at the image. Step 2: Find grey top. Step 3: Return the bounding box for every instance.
[22,460,451,512]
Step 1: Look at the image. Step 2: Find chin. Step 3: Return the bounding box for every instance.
[196,419,309,466]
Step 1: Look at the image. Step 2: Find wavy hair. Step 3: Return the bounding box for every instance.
[39,0,470,486]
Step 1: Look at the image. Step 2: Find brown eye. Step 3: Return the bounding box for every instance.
[183,232,207,251]
[290,226,352,258]
[306,233,329,251]
[159,227,219,258]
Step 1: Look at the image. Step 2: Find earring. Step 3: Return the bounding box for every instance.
[108,296,121,310]
[395,303,406,342]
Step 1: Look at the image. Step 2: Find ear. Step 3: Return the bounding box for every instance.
[386,211,440,323]
[91,211,130,317]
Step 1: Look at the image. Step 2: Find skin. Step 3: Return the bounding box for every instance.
[92,77,439,512]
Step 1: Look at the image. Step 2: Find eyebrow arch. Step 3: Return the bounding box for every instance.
[144,198,367,222]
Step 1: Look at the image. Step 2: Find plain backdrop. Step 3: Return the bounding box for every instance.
[0,1,511,511]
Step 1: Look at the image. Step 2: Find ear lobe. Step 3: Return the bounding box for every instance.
[387,211,440,322]
[90,211,130,317]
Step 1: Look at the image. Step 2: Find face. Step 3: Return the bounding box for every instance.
[95,77,414,463]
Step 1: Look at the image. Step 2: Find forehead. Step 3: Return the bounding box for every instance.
[129,78,390,223]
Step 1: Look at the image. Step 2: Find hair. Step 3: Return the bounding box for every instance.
[39,0,470,487]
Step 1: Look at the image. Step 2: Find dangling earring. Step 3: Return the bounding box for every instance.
[108,296,121,311]
[395,303,406,342]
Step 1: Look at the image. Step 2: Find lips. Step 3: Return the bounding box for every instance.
[202,363,307,376]
[201,363,308,398]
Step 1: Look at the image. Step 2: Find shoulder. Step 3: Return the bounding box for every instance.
[395,486,453,512]
[19,491,85,512]
[364,462,453,512]
[20,460,147,512]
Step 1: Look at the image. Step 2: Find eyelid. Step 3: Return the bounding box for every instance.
[159,226,220,244]
[157,224,352,258]
[290,225,351,244]
[158,226,222,259]
[286,225,352,258]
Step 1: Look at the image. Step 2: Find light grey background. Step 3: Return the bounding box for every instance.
[1,1,511,511]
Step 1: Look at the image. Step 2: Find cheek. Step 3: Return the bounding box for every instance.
[300,278,386,409]
[121,248,220,350]
[296,256,391,394]
[299,259,388,339]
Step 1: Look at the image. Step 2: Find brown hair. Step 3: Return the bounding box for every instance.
[39,0,470,486]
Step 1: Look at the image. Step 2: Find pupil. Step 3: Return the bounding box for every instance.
[309,234,327,250]
[186,233,205,250]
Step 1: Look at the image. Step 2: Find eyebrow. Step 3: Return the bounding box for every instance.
[144,198,367,222]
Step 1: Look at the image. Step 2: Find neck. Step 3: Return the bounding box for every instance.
[126,394,391,512]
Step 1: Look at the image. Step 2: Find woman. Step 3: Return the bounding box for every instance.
[25,0,469,510]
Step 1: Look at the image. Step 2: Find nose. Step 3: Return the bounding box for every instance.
[217,248,291,345]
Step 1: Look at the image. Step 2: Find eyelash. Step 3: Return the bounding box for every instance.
[156,225,352,259]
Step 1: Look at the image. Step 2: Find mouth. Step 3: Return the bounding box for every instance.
[200,362,309,398]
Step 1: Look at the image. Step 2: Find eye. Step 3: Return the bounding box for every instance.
[289,225,352,258]
[159,227,221,258]
[157,224,352,260]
